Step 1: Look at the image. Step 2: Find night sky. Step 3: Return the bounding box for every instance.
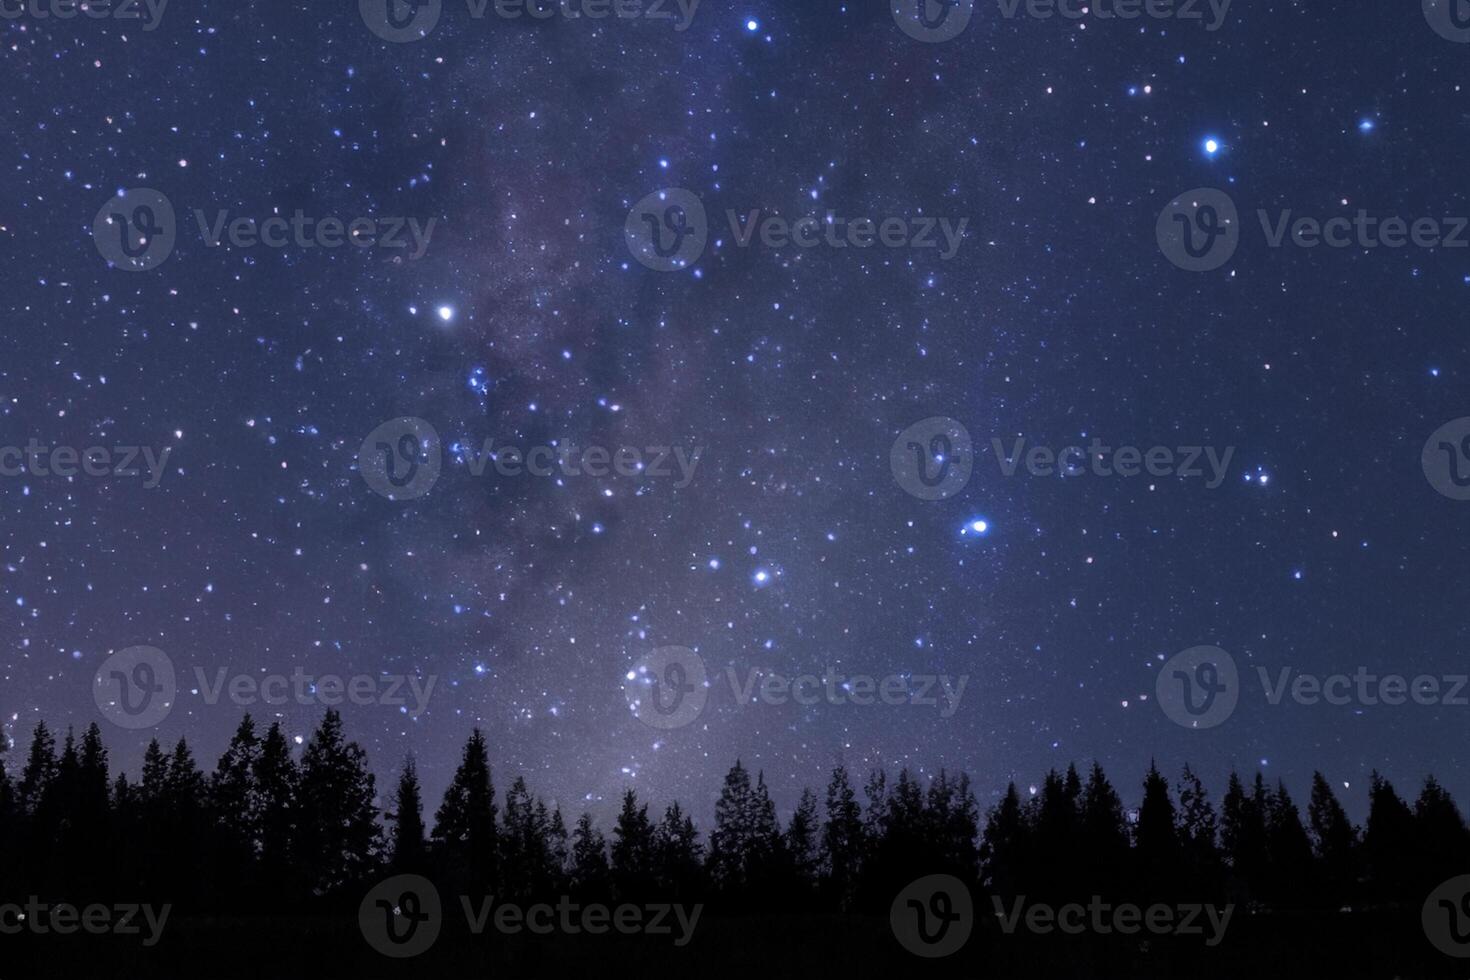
[4,0,1470,827]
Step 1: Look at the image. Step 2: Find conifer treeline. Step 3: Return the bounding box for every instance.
[0,711,1464,914]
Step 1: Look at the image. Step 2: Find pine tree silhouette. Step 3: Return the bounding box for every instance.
[296,711,381,896]
[1308,771,1359,908]
[387,755,427,873]
[612,788,655,900]
[820,762,863,909]
[431,727,498,895]
[7,708,1470,949]
[570,811,612,900]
